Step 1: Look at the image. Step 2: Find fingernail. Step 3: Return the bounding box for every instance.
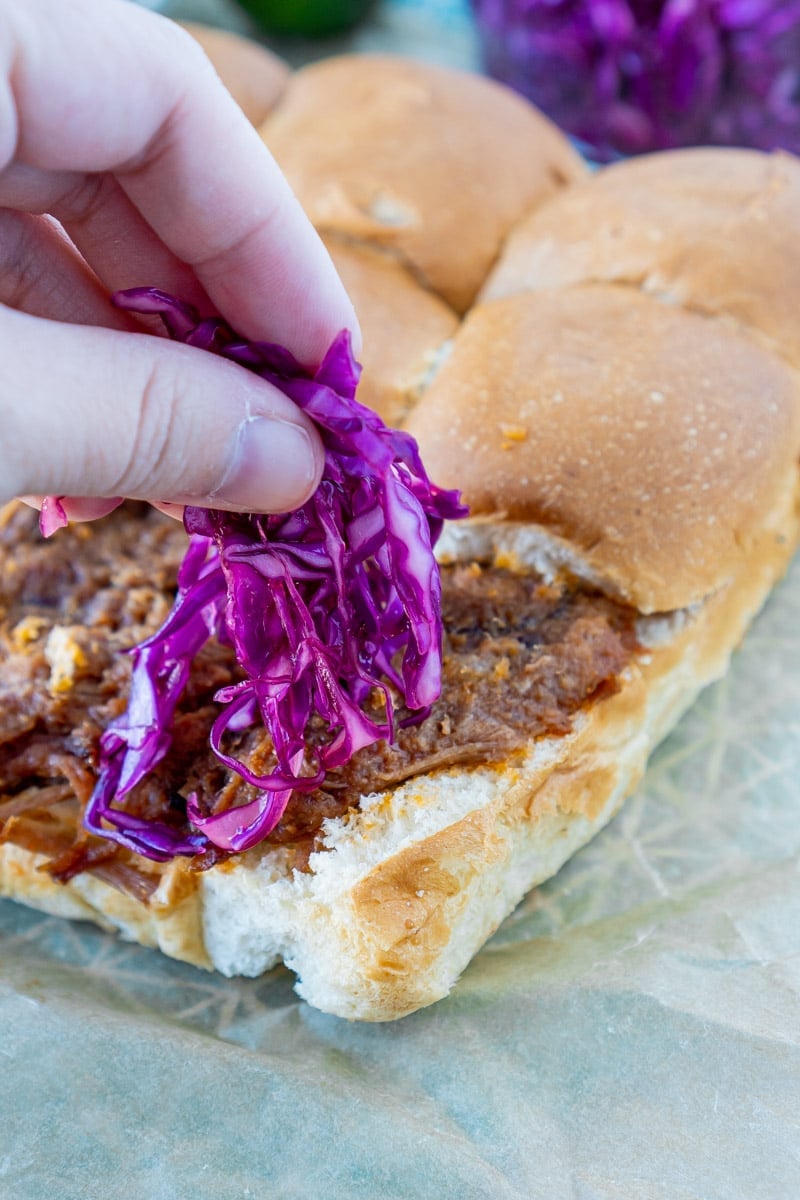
[216,417,319,513]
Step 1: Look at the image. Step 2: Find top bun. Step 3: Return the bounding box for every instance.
[482,148,800,367]
[262,54,586,313]
[406,285,800,613]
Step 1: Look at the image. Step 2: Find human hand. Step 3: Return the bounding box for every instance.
[0,0,359,522]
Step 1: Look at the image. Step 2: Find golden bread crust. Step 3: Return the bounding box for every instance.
[482,148,800,367]
[405,285,800,612]
[0,844,209,969]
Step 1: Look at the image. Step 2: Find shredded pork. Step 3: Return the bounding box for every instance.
[0,503,638,891]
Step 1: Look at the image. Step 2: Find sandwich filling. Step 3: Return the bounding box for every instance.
[0,502,638,892]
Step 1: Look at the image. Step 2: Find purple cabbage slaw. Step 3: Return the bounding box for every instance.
[47,288,466,861]
[471,0,800,160]
[39,496,69,538]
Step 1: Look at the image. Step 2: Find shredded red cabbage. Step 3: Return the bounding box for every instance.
[59,288,466,861]
[39,495,68,537]
[471,0,800,160]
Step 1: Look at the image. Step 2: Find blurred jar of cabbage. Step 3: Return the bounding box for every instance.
[471,0,800,160]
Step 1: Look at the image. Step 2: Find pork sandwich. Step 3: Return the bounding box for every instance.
[1,57,799,1021]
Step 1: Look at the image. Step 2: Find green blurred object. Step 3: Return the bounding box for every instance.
[234,0,376,36]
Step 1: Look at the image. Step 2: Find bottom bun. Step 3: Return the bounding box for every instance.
[2,481,797,1020]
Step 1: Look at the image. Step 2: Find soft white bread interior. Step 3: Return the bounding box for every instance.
[2,53,800,1021]
[261,54,587,312]
[0,839,210,969]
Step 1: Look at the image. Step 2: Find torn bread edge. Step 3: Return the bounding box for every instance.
[2,482,797,1021]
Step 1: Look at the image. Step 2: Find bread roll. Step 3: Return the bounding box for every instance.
[481,148,800,367]
[262,55,587,312]
[406,285,800,613]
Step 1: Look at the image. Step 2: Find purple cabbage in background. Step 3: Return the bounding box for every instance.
[471,0,800,159]
[77,289,466,862]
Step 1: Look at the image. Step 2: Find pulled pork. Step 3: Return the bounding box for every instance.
[0,502,638,891]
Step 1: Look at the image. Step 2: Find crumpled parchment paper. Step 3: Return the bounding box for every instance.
[2,555,798,1199]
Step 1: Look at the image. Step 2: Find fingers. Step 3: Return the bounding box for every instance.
[56,174,213,315]
[0,176,205,349]
[0,304,325,513]
[0,0,360,365]
[0,208,138,328]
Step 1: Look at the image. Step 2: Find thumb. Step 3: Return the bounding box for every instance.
[1,304,325,513]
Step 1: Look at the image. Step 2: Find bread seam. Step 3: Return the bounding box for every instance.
[519,273,799,377]
[321,229,462,317]
[479,148,800,370]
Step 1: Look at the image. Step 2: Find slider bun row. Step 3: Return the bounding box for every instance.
[188,38,800,618]
[184,36,581,427]
[411,146,800,613]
